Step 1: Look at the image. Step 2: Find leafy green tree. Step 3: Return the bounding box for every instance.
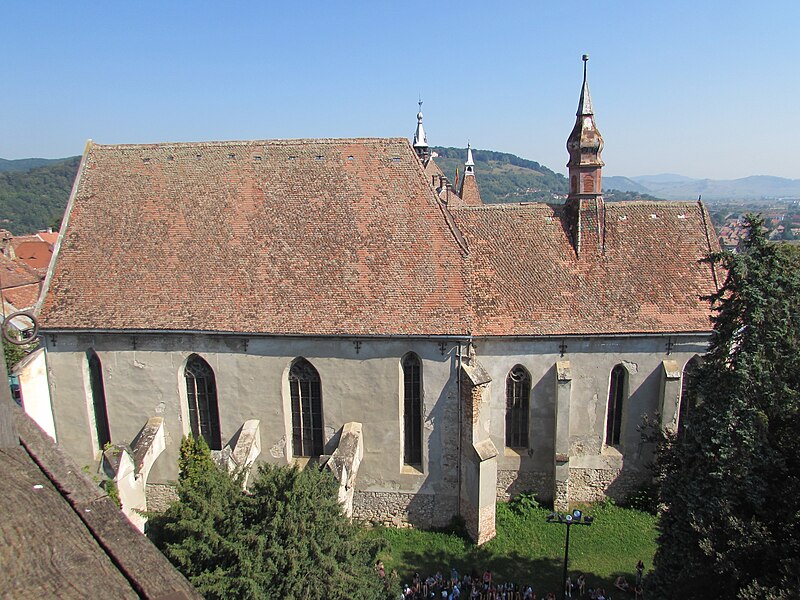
[649,216,800,599]
[149,436,390,600]
[3,334,38,372]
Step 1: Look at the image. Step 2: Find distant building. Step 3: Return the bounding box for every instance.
[31,57,718,543]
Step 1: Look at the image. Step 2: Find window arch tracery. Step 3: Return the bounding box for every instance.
[402,352,422,466]
[289,358,323,457]
[185,354,222,450]
[506,365,531,449]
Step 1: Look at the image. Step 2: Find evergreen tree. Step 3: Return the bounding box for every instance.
[649,216,800,599]
[149,436,390,600]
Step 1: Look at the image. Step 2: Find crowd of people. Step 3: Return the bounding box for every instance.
[385,560,646,600]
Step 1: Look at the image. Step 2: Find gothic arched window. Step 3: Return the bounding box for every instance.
[87,349,111,450]
[289,358,323,457]
[185,354,222,450]
[506,365,531,449]
[606,364,627,446]
[402,352,422,466]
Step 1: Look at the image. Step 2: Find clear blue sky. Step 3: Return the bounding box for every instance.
[1,1,796,180]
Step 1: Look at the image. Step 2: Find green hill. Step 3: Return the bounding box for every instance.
[0,156,80,234]
[0,157,70,173]
[432,146,657,203]
[432,146,568,203]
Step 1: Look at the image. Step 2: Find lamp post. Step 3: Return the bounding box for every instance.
[546,509,594,600]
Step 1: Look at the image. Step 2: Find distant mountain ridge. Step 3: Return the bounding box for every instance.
[605,173,800,201]
[0,157,71,173]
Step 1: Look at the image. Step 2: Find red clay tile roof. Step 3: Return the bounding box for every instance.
[12,240,53,271]
[39,139,470,335]
[36,231,59,245]
[451,201,717,336]
[0,254,40,290]
[39,138,718,337]
[3,283,40,311]
[454,175,482,208]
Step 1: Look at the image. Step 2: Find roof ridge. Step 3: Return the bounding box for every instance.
[90,137,411,150]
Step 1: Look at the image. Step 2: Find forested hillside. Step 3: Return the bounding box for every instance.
[0,157,69,173]
[0,157,80,234]
[432,146,568,203]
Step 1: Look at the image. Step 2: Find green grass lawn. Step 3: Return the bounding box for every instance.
[367,501,657,596]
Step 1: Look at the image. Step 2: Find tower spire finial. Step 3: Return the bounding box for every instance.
[577,53,593,116]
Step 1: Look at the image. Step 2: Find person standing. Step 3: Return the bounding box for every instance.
[636,560,644,586]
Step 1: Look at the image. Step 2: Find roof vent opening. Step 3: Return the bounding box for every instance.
[253,155,262,161]
[288,155,297,161]
[677,214,687,219]
[392,156,401,163]
[650,213,658,219]
[166,155,174,161]
[315,155,324,161]
[228,153,236,159]
[195,153,202,159]
[347,155,354,161]
[142,157,151,164]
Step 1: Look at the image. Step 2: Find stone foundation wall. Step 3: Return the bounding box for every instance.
[146,482,179,512]
[352,490,456,529]
[496,469,552,502]
[568,467,646,504]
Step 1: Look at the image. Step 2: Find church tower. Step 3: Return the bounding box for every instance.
[565,55,605,256]
[413,100,430,162]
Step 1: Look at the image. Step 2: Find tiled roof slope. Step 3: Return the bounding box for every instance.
[39,139,470,335]
[451,201,717,336]
[39,137,718,338]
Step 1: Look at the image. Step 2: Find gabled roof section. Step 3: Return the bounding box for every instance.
[39,138,469,335]
[452,201,718,336]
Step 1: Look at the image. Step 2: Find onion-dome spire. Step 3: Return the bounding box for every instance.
[413,99,430,161]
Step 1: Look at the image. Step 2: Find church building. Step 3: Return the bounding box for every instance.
[32,58,718,543]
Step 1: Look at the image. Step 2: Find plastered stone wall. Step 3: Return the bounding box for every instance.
[44,332,462,519]
[43,331,706,526]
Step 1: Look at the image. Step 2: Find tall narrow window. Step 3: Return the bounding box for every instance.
[289,358,323,457]
[185,354,222,450]
[87,350,111,450]
[402,352,422,466]
[606,365,627,446]
[678,357,700,439]
[506,365,531,448]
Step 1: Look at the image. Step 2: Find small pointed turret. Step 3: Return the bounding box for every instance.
[565,55,605,257]
[567,54,604,199]
[413,100,430,161]
[464,143,475,176]
[458,142,482,206]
